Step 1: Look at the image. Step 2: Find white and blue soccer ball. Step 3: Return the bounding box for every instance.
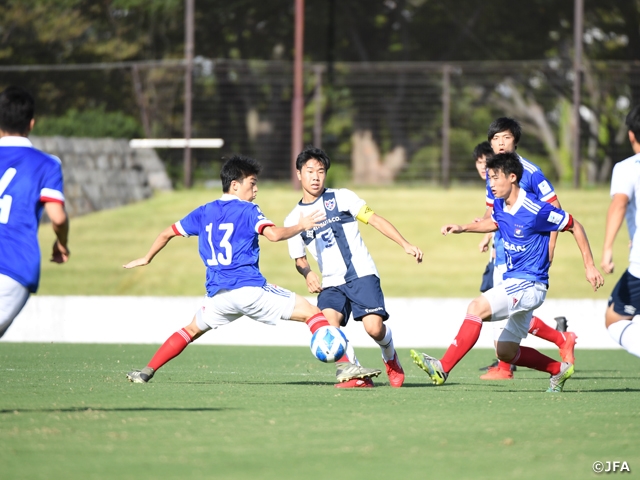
[310,325,348,363]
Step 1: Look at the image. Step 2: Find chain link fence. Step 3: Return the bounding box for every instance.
[2,58,639,186]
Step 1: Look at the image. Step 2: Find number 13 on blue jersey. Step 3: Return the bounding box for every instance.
[205,222,234,265]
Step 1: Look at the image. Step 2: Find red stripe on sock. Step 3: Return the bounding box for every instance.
[528,316,564,347]
[440,314,483,372]
[306,312,330,334]
[148,328,193,371]
[511,346,561,375]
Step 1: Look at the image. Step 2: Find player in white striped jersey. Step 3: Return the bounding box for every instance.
[601,105,640,359]
[285,146,423,388]
[123,155,382,384]
[0,86,69,338]
[410,152,603,393]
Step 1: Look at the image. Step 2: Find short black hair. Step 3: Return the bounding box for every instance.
[472,141,494,161]
[295,145,331,171]
[0,86,35,135]
[626,105,640,142]
[220,155,261,193]
[486,152,523,183]
[487,117,522,145]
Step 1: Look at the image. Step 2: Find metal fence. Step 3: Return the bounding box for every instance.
[2,58,639,186]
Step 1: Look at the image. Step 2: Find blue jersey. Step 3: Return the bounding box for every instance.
[172,194,275,296]
[492,188,571,284]
[0,137,65,293]
[486,155,557,266]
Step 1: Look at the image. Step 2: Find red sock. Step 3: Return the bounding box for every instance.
[306,313,350,363]
[528,316,564,347]
[511,346,561,375]
[148,328,193,371]
[440,314,483,372]
[306,312,330,333]
[497,360,512,371]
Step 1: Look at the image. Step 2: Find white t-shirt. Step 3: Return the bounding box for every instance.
[610,152,640,277]
[284,188,378,288]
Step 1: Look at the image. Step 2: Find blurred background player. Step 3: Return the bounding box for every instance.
[0,86,69,338]
[285,146,423,388]
[601,105,640,358]
[411,152,604,393]
[478,118,577,380]
[123,155,381,384]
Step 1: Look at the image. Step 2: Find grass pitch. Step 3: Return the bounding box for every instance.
[1,343,639,479]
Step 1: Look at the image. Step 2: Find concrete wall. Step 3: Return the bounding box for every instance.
[31,136,172,217]
[1,296,620,351]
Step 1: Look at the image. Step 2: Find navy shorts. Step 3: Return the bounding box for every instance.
[608,269,640,317]
[317,275,389,326]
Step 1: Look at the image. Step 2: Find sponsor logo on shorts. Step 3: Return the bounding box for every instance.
[365,307,384,313]
[624,305,636,315]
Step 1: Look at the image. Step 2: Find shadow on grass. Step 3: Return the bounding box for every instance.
[0,406,234,414]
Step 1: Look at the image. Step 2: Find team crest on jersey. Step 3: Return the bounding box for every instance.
[324,198,336,211]
[305,229,315,239]
[514,225,524,238]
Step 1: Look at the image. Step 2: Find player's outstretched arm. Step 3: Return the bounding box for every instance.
[566,217,604,291]
[294,256,322,293]
[44,202,70,264]
[601,193,628,275]
[442,217,497,236]
[123,226,178,269]
[367,213,423,263]
[262,210,326,242]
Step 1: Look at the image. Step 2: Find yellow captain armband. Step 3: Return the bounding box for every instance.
[356,204,375,224]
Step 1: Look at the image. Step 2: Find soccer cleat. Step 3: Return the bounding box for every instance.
[383,352,405,387]
[480,366,514,380]
[555,316,568,333]
[126,366,155,383]
[479,359,516,372]
[410,349,448,385]
[547,362,574,393]
[335,362,382,383]
[334,377,375,388]
[558,331,578,365]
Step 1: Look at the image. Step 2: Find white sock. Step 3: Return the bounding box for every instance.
[608,320,640,358]
[345,339,360,365]
[376,325,395,361]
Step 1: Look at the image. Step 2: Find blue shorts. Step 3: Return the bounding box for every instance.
[317,275,388,326]
[608,269,640,317]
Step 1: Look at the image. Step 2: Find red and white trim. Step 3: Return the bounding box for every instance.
[40,188,65,204]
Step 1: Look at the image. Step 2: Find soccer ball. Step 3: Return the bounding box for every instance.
[310,326,347,363]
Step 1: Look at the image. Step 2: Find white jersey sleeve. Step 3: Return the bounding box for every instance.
[285,206,308,260]
[610,153,640,276]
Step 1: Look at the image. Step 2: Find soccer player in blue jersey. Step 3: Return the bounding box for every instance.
[285,146,423,388]
[124,155,381,384]
[479,118,579,380]
[0,86,69,338]
[601,105,640,358]
[410,152,603,392]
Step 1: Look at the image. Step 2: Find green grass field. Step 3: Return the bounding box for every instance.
[1,344,638,479]
[38,185,627,299]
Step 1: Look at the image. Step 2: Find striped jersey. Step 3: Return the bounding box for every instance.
[172,194,275,296]
[284,188,378,288]
[0,136,65,292]
[609,152,640,277]
[492,188,572,284]
[485,154,557,267]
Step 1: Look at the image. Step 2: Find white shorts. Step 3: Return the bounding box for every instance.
[0,273,30,338]
[195,284,296,331]
[482,277,547,343]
